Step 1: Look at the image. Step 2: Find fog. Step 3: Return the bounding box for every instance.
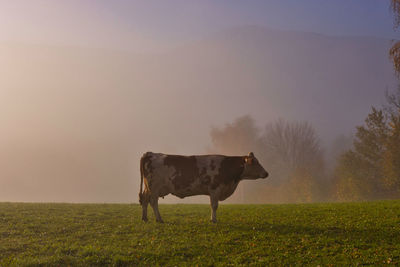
[0,26,397,203]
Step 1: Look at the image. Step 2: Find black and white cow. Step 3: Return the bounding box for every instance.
[139,152,268,223]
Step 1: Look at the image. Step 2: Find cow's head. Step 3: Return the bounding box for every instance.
[241,152,269,179]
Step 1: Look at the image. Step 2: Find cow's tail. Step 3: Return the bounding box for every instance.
[139,154,145,205]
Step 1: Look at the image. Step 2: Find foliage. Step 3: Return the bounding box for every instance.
[1,202,400,266]
[334,151,372,201]
[334,88,400,200]
[391,0,400,75]
[383,121,400,192]
[209,115,261,155]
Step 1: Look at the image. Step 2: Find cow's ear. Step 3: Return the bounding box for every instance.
[245,156,253,164]
[248,152,254,158]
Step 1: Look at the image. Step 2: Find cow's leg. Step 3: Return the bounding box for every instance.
[210,194,218,223]
[150,196,163,223]
[141,195,149,222]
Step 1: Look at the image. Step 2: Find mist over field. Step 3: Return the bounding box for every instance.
[0,1,398,203]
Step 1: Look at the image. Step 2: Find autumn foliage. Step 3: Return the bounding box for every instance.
[334,88,400,200]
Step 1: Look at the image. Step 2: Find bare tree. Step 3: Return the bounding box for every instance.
[261,120,323,178]
[260,120,325,202]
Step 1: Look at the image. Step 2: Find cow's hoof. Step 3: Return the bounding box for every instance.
[156,219,164,223]
[210,219,217,223]
[142,218,148,222]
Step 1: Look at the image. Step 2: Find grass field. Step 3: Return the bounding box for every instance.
[1,201,400,266]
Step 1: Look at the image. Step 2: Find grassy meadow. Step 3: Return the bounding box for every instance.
[1,201,400,266]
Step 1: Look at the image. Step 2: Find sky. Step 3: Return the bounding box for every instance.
[0,0,399,203]
[0,0,397,51]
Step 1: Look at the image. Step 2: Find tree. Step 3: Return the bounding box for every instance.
[391,0,400,74]
[334,87,400,200]
[382,116,400,193]
[262,120,322,174]
[208,115,260,155]
[261,120,325,202]
[333,107,389,200]
[334,150,378,201]
[382,87,400,194]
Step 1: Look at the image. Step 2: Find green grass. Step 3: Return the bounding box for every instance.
[1,201,400,266]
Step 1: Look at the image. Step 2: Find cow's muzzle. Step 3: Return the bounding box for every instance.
[262,171,269,178]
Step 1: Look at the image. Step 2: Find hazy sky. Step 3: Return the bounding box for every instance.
[0,0,398,203]
[0,0,397,50]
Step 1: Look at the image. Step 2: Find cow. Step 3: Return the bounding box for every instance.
[138,152,268,223]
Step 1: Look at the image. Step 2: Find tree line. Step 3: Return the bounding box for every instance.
[207,88,400,203]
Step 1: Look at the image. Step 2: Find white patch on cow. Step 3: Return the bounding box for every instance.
[196,155,223,181]
[198,155,241,201]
